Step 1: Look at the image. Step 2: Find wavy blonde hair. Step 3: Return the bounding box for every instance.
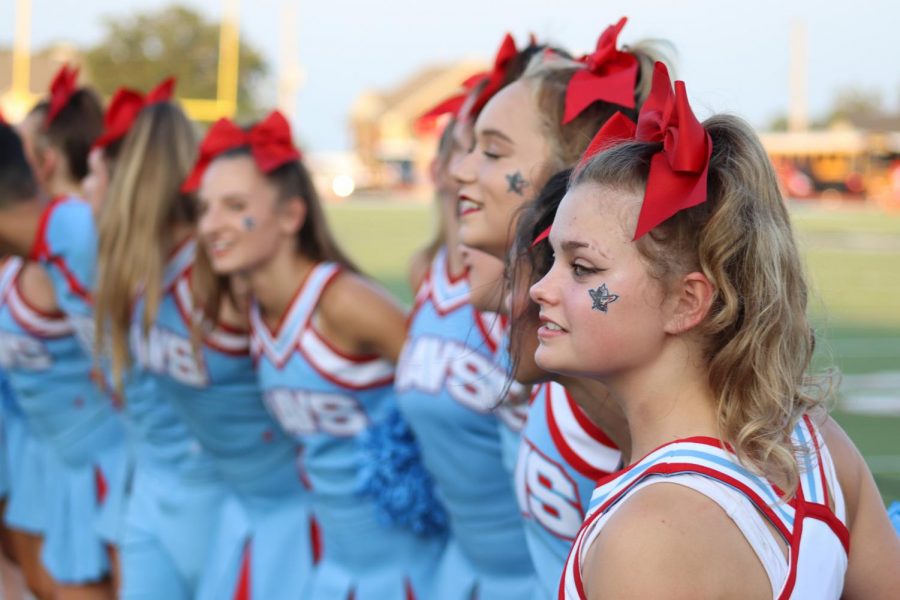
[94,102,198,394]
[574,114,828,494]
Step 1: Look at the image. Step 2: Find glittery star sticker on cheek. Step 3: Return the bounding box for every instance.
[505,171,529,196]
[588,283,619,313]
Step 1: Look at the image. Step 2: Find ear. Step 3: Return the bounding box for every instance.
[278,195,307,236]
[36,146,58,184]
[663,271,715,335]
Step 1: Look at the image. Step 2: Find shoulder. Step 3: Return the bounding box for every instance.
[581,481,770,599]
[318,271,405,334]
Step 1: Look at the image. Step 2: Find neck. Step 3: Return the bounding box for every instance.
[604,337,719,464]
[247,242,316,326]
[441,193,465,278]
[46,174,81,199]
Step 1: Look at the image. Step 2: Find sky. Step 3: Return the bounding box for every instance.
[2,0,898,152]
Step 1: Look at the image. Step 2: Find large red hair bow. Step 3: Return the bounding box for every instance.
[467,33,521,118]
[563,18,638,124]
[181,110,301,193]
[93,78,176,149]
[579,62,711,240]
[45,64,80,126]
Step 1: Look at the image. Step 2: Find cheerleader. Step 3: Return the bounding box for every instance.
[395,32,561,599]
[458,167,629,597]
[1,68,122,600]
[191,110,443,599]
[0,81,225,600]
[535,63,900,598]
[92,87,314,600]
[453,18,662,261]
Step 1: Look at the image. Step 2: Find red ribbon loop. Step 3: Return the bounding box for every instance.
[45,64,80,126]
[93,77,177,149]
[562,17,639,124]
[632,63,712,240]
[578,111,637,169]
[468,33,520,118]
[181,110,300,193]
[574,62,712,241]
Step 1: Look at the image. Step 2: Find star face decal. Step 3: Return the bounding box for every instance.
[505,171,529,196]
[588,283,619,313]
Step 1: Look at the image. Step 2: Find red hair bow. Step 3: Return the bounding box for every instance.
[578,62,711,240]
[468,33,520,118]
[416,72,486,129]
[45,64,80,126]
[0,106,6,125]
[563,17,638,124]
[181,110,301,193]
[93,78,176,149]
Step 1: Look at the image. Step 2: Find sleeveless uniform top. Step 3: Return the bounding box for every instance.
[130,239,302,497]
[395,248,536,598]
[251,261,441,599]
[0,257,122,465]
[30,198,216,481]
[560,415,850,599]
[515,382,620,596]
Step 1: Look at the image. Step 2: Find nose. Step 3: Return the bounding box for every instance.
[197,198,224,238]
[450,143,477,186]
[529,266,558,308]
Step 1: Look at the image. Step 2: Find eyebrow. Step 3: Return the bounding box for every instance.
[561,239,610,260]
[480,128,515,145]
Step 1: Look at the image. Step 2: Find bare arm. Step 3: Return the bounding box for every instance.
[0,200,43,257]
[316,272,409,363]
[583,483,771,599]
[821,417,900,599]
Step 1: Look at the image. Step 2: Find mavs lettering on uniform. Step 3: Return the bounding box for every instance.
[264,388,368,437]
[516,441,583,540]
[396,335,507,413]
[0,333,51,371]
[131,324,209,387]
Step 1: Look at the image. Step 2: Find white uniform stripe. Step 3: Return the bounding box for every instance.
[173,278,249,353]
[6,286,72,338]
[589,444,796,528]
[547,382,621,475]
[251,263,341,366]
[298,328,394,389]
[162,239,196,291]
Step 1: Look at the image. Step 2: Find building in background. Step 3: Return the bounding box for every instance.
[0,43,83,119]
[349,59,484,197]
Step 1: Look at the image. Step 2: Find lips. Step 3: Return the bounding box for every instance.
[537,314,567,339]
[205,238,233,259]
[458,194,483,217]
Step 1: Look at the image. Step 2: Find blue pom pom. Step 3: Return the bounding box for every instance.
[356,408,448,537]
[889,502,900,537]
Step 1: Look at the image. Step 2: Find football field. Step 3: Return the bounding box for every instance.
[325,198,900,502]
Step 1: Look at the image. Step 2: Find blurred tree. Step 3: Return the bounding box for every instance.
[84,4,267,118]
[825,87,885,126]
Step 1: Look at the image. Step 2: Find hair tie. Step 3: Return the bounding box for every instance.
[45,64,80,126]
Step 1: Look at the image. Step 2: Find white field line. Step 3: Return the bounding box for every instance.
[837,371,900,415]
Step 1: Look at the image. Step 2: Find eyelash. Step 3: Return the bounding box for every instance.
[482,150,501,160]
[571,263,599,278]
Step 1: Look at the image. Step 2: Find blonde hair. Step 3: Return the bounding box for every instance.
[94,102,198,394]
[574,114,828,493]
[523,41,673,174]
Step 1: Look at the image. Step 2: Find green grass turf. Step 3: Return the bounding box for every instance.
[325,199,900,500]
